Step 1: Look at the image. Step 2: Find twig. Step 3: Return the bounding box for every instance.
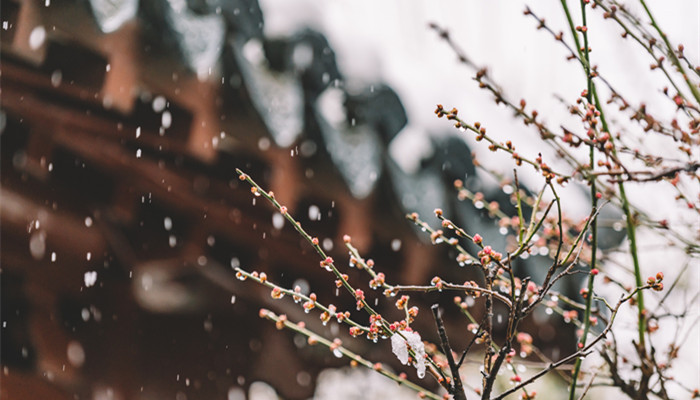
[432,305,468,400]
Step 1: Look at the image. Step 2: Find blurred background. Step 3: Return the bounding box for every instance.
[1,1,698,399]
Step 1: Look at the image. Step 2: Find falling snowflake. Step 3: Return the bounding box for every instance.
[84,271,97,287]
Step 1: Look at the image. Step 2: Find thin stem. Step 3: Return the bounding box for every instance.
[568,1,599,397]
[638,0,700,104]
[259,309,443,400]
[514,170,526,244]
[393,283,512,308]
[236,169,383,318]
[432,305,468,400]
